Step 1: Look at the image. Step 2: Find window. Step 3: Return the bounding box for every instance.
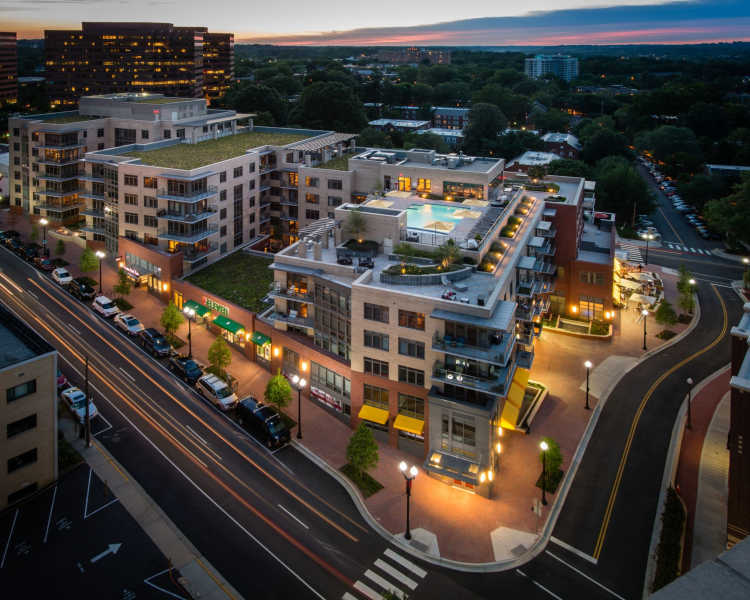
[7,380,36,403]
[7,414,37,438]
[8,448,37,473]
[398,366,425,386]
[441,413,476,458]
[282,347,299,373]
[220,208,227,219]
[8,482,38,505]
[398,394,424,420]
[305,209,320,220]
[97,128,104,137]
[305,193,319,204]
[98,143,104,150]
[123,174,138,186]
[417,178,431,192]
[398,310,425,330]
[234,184,243,200]
[144,215,157,228]
[12,127,19,137]
[124,193,138,206]
[233,166,243,178]
[176,128,185,139]
[364,357,389,378]
[163,129,171,139]
[143,176,157,189]
[143,196,156,208]
[141,130,149,140]
[220,242,227,254]
[328,196,342,207]
[327,179,343,190]
[286,152,294,163]
[364,330,389,351]
[363,384,388,410]
[579,271,605,286]
[305,176,319,187]
[398,338,425,359]
[249,180,255,191]
[579,296,604,321]
[248,162,255,173]
[220,171,227,183]
[397,175,411,192]
[125,230,138,240]
[364,303,388,323]
[220,189,227,201]
[248,196,255,208]
[124,212,138,225]
[220,225,227,237]
[249,213,255,224]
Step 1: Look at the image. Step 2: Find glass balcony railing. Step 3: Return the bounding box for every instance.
[432,361,511,396]
[432,334,515,367]
[157,186,218,203]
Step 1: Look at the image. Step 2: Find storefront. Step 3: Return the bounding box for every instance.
[250,331,272,369]
[183,299,211,325]
[212,315,248,349]
[119,264,148,288]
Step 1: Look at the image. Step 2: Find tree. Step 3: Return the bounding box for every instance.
[220,82,286,125]
[30,225,39,242]
[55,238,65,257]
[547,159,592,179]
[357,127,391,148]
[527,165,547,180]
[705,175,750,249]
[79,247,98,273]
[539,436,563,492]
[264,370,292,413]
[463,103,507,156]
[113,268,132,299]
[160,301,184,336]
[595,156,654,225]
[495,131,544,161]
[676,265,695,314]
[655,300,678,326]
[581,129,629,165]
[436,239,461,267]
[289,81,367,132]
[530,108,569,133]
[635,126,701,167]
[346,208,367,240]
[403,132,449,154]
[208,334,232,379]
[346,423,379,479]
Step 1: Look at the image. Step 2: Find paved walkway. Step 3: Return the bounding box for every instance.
[674,366,731,573]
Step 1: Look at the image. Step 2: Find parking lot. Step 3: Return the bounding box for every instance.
[0,463,190,599]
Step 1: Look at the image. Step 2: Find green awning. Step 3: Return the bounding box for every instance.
[184,299,210,317]
[213,315,246,335]
[251,332,271,346]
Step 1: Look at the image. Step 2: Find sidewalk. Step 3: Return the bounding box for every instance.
[674,366,731,573]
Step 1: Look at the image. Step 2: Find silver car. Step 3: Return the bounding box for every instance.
[114,313,144,335]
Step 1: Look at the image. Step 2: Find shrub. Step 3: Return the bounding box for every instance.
[655,300,678,326]
[55,238,65,256]
[265,370,292,413]
[590,320,610,335]
[656,330,677,340]
[79,247,98,273]
[346,423,379,479]
[652,488,686,591]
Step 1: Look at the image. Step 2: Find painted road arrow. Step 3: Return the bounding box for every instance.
[90,543,122,563]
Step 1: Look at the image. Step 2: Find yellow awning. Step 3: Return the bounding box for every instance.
[393,414,425,436]
[358,404,389,425]
[500,367,530,430]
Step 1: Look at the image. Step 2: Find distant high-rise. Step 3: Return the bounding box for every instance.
[525,54,579,82]
[44,22,234,107]
[0,32,17,104]
[377,47,451,65]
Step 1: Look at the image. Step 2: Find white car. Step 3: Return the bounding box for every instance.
[197,374,238,411]
[93,295,120,318]
[52,267,72,285]
[60,386,98,424]
[637,227,661,240]
[114,313,144,335]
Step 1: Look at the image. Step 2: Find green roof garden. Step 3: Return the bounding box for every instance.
[316,155,351,171]
[43,114,99,124]
[123,130,312,169]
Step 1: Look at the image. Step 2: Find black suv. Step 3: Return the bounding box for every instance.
[0,230,20,244]
[67,277,96,300]
[139,328,172,357]
[236,397,291,449]
[22,243,42,262]
[168,356,202,384]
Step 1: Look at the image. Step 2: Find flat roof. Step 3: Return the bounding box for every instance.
[121,130,313,169]
[40,113,100,124]
[0,303,55,369]
[510,151,561,166]
[369,119,430,128]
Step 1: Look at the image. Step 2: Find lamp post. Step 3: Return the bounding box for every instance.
[540,440,549,506]
[39,218,48,256]
[291,374,306,439]
[688,278,696,314]
[584,360,593,410]
[95,250,106,294]
[641,233,654,265]
[686,377,694,430]
[399,461,418,539]
[641,308,649,351]
[183,306,195,358]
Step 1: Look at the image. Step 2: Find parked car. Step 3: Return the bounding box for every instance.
[0,230,21,243]
[637,227,661,240]
[34,257,55,271]
[114,313,144,335]
[138,327,172,357]
[67,277,96,300]
[21,243,42,262]
[56,369,68,390]
[60,386,98,424]
[168,356,203,384]
[92,295,120,318]
[7,238,24,253]
[236,396,290,449]
[52,267,73,285]
[196,374,238,411]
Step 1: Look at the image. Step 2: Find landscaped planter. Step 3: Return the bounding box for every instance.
[379,265,473,285]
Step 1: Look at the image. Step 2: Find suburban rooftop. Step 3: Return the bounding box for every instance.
[0,303,55,369]
[353,148,502,173]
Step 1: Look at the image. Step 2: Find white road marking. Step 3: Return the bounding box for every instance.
[184,424,209,446]
[43,486,58,544]
[365,569,403,596]
[549,536,597,565]
[93,412,113,437]
[354,580,384,600]
[26,290,38,299]
[374,558,418,589]
[90,542,122,563]
[118,367,135,382]
[66,322,82,335]
[1,509,19,569]
[277,504,309,529]
[690,247,696,253]
[384,548,427,578]
[516,569,564,600]
[545,550,627,600]
[342,593,359,600]
[144,568,189,600]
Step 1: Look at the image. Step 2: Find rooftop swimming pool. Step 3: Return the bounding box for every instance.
[406,203,481,232]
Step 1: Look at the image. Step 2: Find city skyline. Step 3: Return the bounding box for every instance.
[4,0,750,45]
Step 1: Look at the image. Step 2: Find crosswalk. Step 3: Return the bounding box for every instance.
[663,243,714,256]
[343,547,427,600]
[617,241,644,264]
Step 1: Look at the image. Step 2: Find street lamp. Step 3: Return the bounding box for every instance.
[95,250,106,294]
[584,360,593,410]
[641,233,654,265]
[686,377,694,430]
[399,461,418,540]
[183,306,195,358]
[688,278,696,314]
[291,374,306,439]
[540,440,549,506]
[39,218,48,256]
[641,308,649,351]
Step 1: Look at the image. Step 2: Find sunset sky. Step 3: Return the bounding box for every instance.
[3,0,749,45]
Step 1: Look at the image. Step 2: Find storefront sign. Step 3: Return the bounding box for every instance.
[204,297,229,317]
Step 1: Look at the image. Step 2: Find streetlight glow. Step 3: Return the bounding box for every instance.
[480,472,486,483]
[540,440,549,451]
[409,465,418,478]
[292,374,299,385]
[299,378,307,389]
[496,442,502,454]
[487,470,494,482]
[642,309,649,317]
[95,250,105,259]
[399,461,407,473]
[689,278,695,285]
[584,360,592,369]
[39,218,48,226]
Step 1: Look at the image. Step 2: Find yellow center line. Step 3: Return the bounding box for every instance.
[657,206,686,247]
[593,284,727,559]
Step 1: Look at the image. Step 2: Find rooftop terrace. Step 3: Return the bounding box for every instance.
[315,155,351,171]
[123,130,312,169]
[41,113,99,124]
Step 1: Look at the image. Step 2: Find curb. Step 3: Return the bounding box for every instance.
[711,248,748,264]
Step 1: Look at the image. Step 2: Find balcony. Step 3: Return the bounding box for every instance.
[77,175,105,184]
[534,260,556,275]
[432,334,515,367]
[38,143,85,151]
[39,188,83,197]
[280,215,297,222]
[36,158,82,167]
[516,301,544,322]
[268,285,314,304]
[268,311,314,329]
[259,165,276,175]
[516,349,535,370]
[157,225,218,244]
[517,279,543,298]
[171,244,218,263]
[280,199,298,207]
[37,174,79,183]
[259,184,271,193]
[78,191,105,201]
[432,361,510,396]
[157,186,218,203]
[156,208,216,223]
[79,208,105,218]
[79,225,107,235]
[537,226,557,238]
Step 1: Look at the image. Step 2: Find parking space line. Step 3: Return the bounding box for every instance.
[184,424,209,445]
[43,486,58,544]
[144,568,189,600]
[83,467,92,519]
[93,412,113,437]
[1,509,19,569]
[66,322,82,335]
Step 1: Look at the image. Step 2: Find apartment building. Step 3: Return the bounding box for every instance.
[541,132,581,160]
[431,107,470,131]
[44,22,233,107]
[368,119,431,134]
[506,151,562,173]
[376,47,451,65]
[0,31,17,104]
[524,55,580,82]
[729,303,750,547]
[0,303,58,509]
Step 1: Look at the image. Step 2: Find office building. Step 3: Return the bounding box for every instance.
[44,22,233,107]
[729,302,750,547]
[0,303,58,509]
[525,55,579,82]
[0,32,17,104]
